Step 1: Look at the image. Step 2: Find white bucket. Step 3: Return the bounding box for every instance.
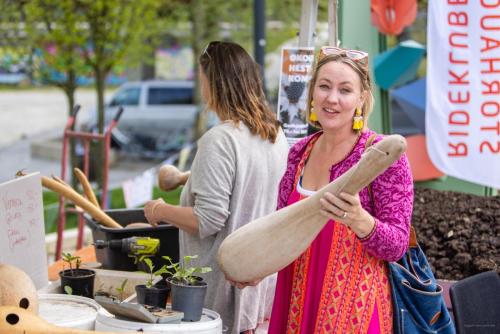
[38,293,101,330]
[95,306,223,333]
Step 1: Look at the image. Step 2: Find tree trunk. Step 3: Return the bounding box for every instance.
[141,39,156,80]
[191,2,207,140]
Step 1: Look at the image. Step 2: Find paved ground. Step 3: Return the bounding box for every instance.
[0,89,95,148]
[0,88,158,187]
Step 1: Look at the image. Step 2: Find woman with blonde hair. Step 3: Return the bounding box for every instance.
[144,41,289,333]
[268,47,413,333]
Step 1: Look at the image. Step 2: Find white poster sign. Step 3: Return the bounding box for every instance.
[426,1,500,187]
[122,169,154,208]
[0,173,48,289]
[277,47,315,146]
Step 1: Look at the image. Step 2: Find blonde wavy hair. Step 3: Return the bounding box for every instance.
[199,41,281,143]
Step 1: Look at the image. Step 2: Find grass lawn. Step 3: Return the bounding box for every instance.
[43,187,182,234]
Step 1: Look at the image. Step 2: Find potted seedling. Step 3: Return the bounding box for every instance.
[115,279,128,302]
[135,257,170,308]
[59,252,96,298]
[163,255,212,322]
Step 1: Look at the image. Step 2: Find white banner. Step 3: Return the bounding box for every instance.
[426,1,500,188]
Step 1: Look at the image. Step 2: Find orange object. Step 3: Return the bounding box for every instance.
[406,135,445,181]
[370,0,417,35]
[47,245,97,281]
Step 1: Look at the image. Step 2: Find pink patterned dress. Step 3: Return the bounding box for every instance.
[268,130,414,334]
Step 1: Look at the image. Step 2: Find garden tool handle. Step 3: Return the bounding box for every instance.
[41,176,122,229]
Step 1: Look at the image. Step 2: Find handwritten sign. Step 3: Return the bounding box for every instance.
[0,173,48,289]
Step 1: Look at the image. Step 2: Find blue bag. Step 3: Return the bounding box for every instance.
[364,135,455,334]
[389,227,456,334]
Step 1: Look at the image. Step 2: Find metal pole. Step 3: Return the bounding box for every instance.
[298,0,319,47]
[328,0,339,46]
[254,0,266,93]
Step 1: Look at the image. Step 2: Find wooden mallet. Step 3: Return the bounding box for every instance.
[157,165,190,191]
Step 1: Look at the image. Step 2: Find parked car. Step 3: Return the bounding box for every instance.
[83,80,199,158]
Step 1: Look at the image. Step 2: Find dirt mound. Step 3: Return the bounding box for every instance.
[412,187,500,281]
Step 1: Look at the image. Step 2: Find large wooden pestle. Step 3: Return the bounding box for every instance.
[218,135,407,283]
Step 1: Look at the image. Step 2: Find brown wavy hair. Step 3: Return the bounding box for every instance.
[199,41,281,143]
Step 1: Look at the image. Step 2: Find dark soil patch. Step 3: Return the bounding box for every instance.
[412,187,500,281]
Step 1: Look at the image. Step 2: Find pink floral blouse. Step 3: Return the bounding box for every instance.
[277,130,414,261]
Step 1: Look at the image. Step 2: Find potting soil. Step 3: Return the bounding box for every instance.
[412,187,500,280]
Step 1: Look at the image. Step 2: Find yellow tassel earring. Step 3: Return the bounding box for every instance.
[309,100,318,122]
[352,107,364,130]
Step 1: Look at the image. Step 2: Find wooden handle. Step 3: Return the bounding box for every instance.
[0,306,129,334]
[41,176,122,229]
[218,135,407,282]
[158,165,190,191]
[74,168,100,208]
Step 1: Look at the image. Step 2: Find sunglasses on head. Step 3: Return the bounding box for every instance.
[202,41,222,60]
[319,46,369,65]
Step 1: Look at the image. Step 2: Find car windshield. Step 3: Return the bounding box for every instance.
[110,87,140,106]
[147,87,193,105]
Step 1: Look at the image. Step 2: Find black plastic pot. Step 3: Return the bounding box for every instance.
[59,269,96,298]
[135,284,170,308]
[169,278,207,322]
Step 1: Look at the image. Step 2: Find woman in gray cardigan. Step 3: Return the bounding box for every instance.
[144,41,289,334]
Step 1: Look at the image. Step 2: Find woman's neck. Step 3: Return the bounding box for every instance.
[319,128,360,154]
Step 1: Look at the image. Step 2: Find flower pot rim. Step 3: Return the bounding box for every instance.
[59,268,96,278]
[135,284,170,291]
[167,277,207,288]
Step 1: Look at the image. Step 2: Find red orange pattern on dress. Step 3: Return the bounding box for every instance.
[285,135,393,334]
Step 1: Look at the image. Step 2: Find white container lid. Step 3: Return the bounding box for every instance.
[96,306,223,333]
[38,293,101,330]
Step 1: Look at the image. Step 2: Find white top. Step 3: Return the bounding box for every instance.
[296,175,316,197]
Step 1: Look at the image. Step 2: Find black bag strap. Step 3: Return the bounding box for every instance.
[364,134,417,248]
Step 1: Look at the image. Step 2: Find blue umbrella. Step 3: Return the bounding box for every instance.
[374,40,425,90]
[391,77,426,134]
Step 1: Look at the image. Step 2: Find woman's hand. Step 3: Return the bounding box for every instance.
[319,192,375,238]
[143,198,166,227]
[227,277,263,289]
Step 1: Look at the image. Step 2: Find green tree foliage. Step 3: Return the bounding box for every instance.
[7,0,90,188]
[71,0,161,190]
[0,1,29,53]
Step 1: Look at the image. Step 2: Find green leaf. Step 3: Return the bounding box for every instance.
[143,258,154,273]
[64,285,73,295]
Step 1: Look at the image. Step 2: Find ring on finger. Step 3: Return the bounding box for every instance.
[341,211,348,219]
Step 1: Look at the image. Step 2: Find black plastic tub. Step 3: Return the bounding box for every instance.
[84,209,179,271]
